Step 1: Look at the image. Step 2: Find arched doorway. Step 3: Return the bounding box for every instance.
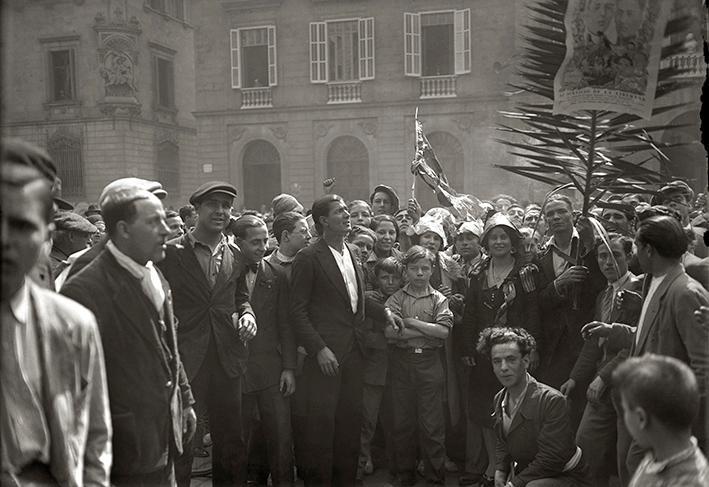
[661,110,706,192]
[326,135,370,203]
[242,140,281,211]
[416,131,464,211]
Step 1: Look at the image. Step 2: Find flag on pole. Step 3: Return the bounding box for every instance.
[410,110,485,220]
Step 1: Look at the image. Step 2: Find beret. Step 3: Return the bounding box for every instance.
[272,193,302,216]
[99,178,167,206]
[369,184,400,213]
[189,181,237,205]
[100,187,155,214]
[53,211,97,234]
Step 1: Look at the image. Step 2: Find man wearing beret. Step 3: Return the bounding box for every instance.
[158,181,256,487]
[64,178,167,280]
[49,211,96,279]
[61,185,196,486]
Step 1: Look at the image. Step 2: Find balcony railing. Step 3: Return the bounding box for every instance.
[327,81,362,104]
[661,53,706,78]
[420,75,457,99]
[241,87,272,109]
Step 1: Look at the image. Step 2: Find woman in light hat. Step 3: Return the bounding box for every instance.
[459,212,542,486]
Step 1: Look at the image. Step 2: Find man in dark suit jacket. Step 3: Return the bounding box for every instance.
[560,234,642,486]
[534,195,606,429]
[583,215,709,484]
[233,215,297,486]
[290,195,401,486]
[62,185,196,486]
[158,181,255,487]
[476,327,591,487]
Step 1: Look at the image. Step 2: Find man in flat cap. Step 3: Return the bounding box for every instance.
[1,160,111,486]
[158,181,256,486]
[653,181,708,258]
[64,178,167,280]
[49,211,97,279]
[370,184,400,216]
[61,185,196,486]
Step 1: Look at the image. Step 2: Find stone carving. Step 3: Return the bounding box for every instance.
[269,125,287,141]
[100,50,137,97]
[454,116,475,133]
[358,119,377,136]
[314,122,331,139]
[232,127,247,141]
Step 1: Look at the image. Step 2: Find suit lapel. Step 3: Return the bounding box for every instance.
[175,235,212,293]
[212,243,235,296]
[315,239,351,306]
[540,248,556,281]
[505,380,535,436]
[635,266,682,352]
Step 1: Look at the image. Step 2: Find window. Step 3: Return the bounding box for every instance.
[230,26,277,89]
[48,134,84,199]
[48,49,76,102]
[147,0,186,20]
[156,141,179,195]
[326,136,369,202]
[243,140,281,210]
[153,56,175,109]
[404,9,470,77]
[310,17,375,83]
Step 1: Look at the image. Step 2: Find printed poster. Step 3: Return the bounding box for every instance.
[553,0,671,119]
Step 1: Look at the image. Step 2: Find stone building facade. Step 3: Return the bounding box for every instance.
[1,0,196,208]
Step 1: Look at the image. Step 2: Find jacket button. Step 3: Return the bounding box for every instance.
[165,380,173,388]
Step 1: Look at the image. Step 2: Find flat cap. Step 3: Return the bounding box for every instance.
[652,180,694,205]
[99,178,167,206]
[272,193,302,216]
[369,184,400,213]
[189,181,237,205]
[84,204,101,217]
[100,187,155,214]
[53,211,98,234]
[2,138,57,183]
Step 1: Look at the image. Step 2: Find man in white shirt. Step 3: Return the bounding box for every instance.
[290,195,402,486]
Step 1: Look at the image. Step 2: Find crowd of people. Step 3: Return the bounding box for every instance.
[2,136,708,487]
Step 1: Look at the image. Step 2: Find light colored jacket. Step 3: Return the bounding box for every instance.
[28,281,112,486]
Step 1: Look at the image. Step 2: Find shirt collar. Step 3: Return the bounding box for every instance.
[8,279,30,325]
[402,282,437,298]
[644,437,699,475]
[187,231,226,255]
[275,249,295,263]
[548,228,579,252]
[502,373,532,413]
[106,239,154,281]
[611,271,631,291]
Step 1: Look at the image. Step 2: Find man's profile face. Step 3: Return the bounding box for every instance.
[286,218,311,251]
[1,181,50,298]
[584,0,616,34]
[616,0,644,39]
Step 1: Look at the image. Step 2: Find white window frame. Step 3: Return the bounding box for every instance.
[309,17,376,83]
[230,25,278,89]
[404,9,471,77]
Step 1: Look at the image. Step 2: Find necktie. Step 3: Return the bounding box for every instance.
[601,285,614,323]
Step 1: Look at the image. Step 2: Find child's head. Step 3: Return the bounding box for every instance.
[612,354,699,448]
[348,200,373,228]
[403,245,435,288]
[374,256,404,297]
[371,214,399,254]
[348,225,376,263]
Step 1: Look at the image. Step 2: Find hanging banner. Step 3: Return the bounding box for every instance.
[553,0,671,119]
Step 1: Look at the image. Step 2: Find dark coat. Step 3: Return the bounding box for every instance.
[493,377,587,487]
[290,238,386,360]
[66,236,106,280]
[61,249,194,476]
[534,242,606,388]
[243,258,297,393]
[569,274,642,386]
[157,234,252,380]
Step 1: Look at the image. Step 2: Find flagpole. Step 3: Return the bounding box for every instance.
[411,107,419,200]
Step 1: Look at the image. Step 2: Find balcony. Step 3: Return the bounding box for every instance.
[420,75,457,99]
[661,53,706,78]
[327,81,362,104]
[241,87,272,109]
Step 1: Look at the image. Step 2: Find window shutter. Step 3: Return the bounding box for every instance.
[404,13,421,77]
[309,22,327,83]
[454,9,471,74]
[230,29,241,89]
[358,17,375,80]
[268,26,278,86]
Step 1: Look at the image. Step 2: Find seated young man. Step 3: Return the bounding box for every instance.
[476,327,591,487]
[613,354,709,487]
